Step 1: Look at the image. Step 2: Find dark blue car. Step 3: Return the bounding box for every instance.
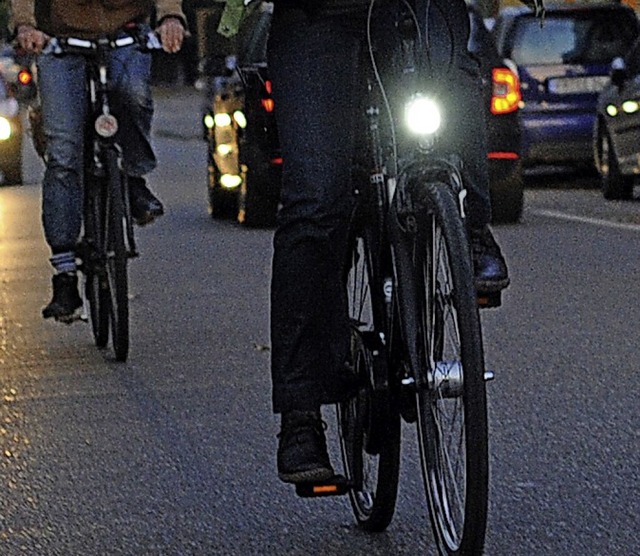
[493,2,639,169]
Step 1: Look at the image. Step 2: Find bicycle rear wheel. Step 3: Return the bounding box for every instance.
[406,183,488,554]
[338,217,401,532]
[104,148,129,362]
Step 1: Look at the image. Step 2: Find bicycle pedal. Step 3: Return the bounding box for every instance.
[295,475,351,498]
[477,291,502,309]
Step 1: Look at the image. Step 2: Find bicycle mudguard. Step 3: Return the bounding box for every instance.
[294,475,351,498]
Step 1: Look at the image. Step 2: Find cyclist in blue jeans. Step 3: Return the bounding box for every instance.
[11,0,186,322]
[269,0,541,484]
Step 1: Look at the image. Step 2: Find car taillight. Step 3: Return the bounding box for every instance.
[18,68,33,86]
[261,79,275,113]
[491,67,521,115]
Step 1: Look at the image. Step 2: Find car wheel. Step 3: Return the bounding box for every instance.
[238,180,279,227]
[489,160,523,224]
[600,130,633,201]
[207,149,238,219]
[1,159,23,186]
[237,147,279,228]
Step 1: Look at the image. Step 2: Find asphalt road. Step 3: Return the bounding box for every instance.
[0,87,638,555]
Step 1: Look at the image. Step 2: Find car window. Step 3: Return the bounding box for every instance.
[508,11,637,66]
[468,9,499,61]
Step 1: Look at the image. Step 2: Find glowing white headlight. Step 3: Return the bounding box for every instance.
[0,117,13,141]
[214,113,232,127]
[404,95,441,135]
[233,110,247,129]
[204,114,215,129]
[220,174,242,189]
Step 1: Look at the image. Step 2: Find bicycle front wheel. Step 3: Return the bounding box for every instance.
[104,148,129,362]
[338,219,401,532]
[408,183,488,554]
[83,178,110,348]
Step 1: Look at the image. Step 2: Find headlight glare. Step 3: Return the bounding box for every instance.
[0,117,12,140]
[404,95,441,135]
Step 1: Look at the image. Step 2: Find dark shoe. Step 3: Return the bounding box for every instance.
[129,177,164,226]
[470,226,510,293]
[277,410,334,484]
[42,273,83,322]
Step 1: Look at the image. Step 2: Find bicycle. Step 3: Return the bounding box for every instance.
[48,29,161,362]
[290,1,543,553]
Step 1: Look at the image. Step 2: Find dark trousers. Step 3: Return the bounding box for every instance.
[269,0,491,413]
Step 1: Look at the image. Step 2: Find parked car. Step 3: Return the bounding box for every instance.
[492,2,640,169]
[594,38,640,200]
[203,3,524,225]
[0,74,23,186]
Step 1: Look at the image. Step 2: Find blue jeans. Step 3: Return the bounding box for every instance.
[37,30,156,253]
[269,1,491,413]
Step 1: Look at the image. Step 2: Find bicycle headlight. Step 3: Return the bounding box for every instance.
[404,95,441,136]
[0,117,12,141]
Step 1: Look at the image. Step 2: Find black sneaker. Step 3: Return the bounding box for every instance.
[129,177,164,226]
[42,273,83,322]
[470,226,510,293]
[277,410,335,484]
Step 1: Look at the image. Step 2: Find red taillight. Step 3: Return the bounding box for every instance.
[491,67,521,115]
[261,98,275,113]
[261,79,275,112]
[18,68,33,86]
[488,151,519,160]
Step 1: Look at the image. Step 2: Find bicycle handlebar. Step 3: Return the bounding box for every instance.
[48,29,162,57]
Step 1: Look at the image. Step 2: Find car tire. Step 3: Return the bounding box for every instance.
[237,147,279,228]
[600,130,634,201]
[238,183,278,227]
[2,159,23,186]
[207,150,238,219]
[489,160,524,224]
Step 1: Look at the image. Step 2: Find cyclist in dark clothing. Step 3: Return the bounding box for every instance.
[270,0,542,485]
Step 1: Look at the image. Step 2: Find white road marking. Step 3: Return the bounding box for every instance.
[530,209,640,232]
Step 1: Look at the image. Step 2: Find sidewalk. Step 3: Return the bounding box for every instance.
[151,85,206,141]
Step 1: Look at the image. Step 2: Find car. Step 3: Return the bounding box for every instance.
[468,4,524,223]
[492,2,640,169]
[202,3,281,228]
[0,73,23,186]
[203,3,524,225]
[594,37,640,200]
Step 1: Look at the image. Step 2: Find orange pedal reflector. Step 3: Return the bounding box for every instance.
[295,475,350,498]
[477,291,502,309]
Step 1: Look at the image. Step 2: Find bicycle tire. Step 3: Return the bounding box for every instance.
[104,148,129,362]
[83,177,110,348]
[401,182,488,554]
[338,211,401,532]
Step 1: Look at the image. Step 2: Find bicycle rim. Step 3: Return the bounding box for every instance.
[104,149,129,362]
[338,230,400,532]
[412,184,488,554]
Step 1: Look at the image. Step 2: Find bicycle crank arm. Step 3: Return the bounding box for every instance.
[294,475,351,498]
